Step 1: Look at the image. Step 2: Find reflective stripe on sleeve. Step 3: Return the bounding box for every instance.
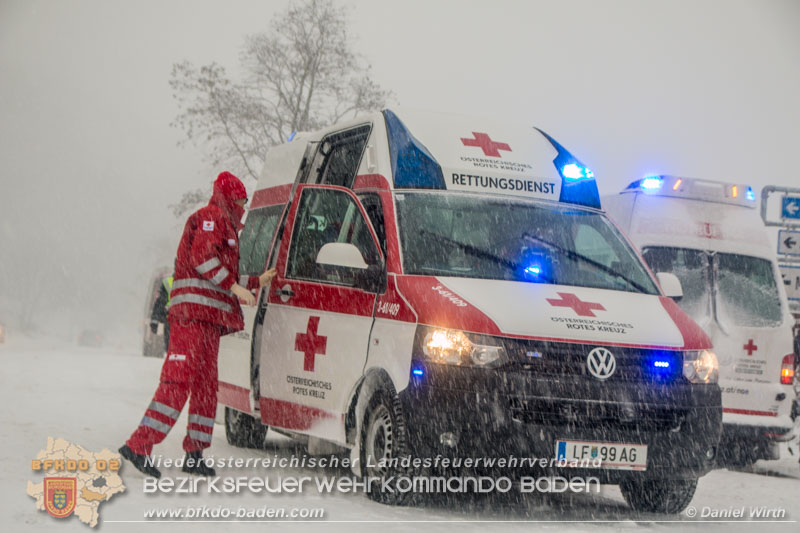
[188,414,215,428]
[210,267,230,285]
[195,257,221,275]
[170,294,232,313]
[148,401,180,420]
[188,429,213,443]
[239,275,250,286]
[172,278,232,295]
[141,416,173,435]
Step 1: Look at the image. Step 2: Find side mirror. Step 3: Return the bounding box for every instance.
[656,272,683,301]
[316,242,368,269]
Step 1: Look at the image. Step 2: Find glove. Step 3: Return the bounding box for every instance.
[150,322,159,334]
[259,268,277,288]
[231,283,256,306]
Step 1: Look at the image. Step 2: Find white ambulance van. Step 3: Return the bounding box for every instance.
[604,176,796,466]
[217,110,722,512]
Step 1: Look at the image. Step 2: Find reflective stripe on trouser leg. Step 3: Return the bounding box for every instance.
[126,320,203,455]
[183,321,221,452]
[125,383,189,455]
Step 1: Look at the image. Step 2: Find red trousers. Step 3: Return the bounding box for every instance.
[127,319,222,455]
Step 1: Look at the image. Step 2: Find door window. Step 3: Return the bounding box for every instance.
[286,188,381,285]
[307,125,371,188]
[239,205,284,275]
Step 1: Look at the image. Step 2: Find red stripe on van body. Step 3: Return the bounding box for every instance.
[259,398,338,430]
[218,382,251,414]
[353,174,391,191]
[251,184,292,208]
[375,275,418,322]
[723,408,778,417]
[268,279,375,316]
[659,296,712,350]
[395,276,502,335]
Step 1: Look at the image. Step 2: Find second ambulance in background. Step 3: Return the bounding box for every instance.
[604,176,796,466]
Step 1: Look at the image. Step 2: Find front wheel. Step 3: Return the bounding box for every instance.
[224,407,268,449]
[360,387,413,506]
[620,477,698,514]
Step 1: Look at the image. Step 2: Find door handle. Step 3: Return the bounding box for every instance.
[274,286,295,298]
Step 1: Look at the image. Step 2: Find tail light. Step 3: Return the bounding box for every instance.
[780,354,795,385]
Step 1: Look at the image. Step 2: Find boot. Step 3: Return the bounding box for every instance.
[182,451,216,476]
[119,445,161,478]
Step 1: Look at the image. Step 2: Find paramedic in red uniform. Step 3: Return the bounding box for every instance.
[120,171,276,477]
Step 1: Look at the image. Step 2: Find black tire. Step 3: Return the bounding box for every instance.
[225,407,268,449]
[360,387,413,506]
[619,478,698,514]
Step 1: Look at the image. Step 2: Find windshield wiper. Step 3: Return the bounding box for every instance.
[521,232,649,293]
[419,229,556,283]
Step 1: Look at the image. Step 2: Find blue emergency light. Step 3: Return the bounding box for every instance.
[746,187,755,202]
[640,176,664,190]
[524,264,542,276]
[412,366,425,377]
[561,163,595,181]
[536,128,601,209]
[651,357,674,379]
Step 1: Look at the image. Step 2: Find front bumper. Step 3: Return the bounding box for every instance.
[399,362,722,483]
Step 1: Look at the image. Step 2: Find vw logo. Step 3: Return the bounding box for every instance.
[587,347,616,380]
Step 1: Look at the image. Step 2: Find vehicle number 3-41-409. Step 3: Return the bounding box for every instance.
[377,301,400,316]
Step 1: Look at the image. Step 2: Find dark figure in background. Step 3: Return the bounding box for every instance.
[149,274,173,355]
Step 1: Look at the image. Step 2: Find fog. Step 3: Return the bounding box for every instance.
[1,0,798,347]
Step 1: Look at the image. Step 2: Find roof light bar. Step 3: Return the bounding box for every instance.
[621,175,756,208]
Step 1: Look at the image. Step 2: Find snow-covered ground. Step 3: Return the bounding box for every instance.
[2,336,798,532]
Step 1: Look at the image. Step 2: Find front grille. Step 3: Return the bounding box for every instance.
[502,338,683,383]
[508,397,687,431]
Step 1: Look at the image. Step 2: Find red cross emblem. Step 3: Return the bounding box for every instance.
[743,339,758,356]
[295,316,327,371]
[546,292,606,317]
[460,132,511,158]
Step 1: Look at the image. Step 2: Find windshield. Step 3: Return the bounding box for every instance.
[395,192,658,294]
[642,247,783,328]
[716,253,783,327]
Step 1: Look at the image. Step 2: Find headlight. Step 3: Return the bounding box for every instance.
[683,349,719,384]
[420,327,505,367]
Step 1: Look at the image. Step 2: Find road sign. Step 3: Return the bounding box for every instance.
[761,186,800,227]
[779,263,800,303]
[778,229,800,256]
[782,196,800,220]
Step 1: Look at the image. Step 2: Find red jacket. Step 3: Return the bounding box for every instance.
[168,192,259,334]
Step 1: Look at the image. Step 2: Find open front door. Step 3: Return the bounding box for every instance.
[258,184,385,443]
[217,203,286,413]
